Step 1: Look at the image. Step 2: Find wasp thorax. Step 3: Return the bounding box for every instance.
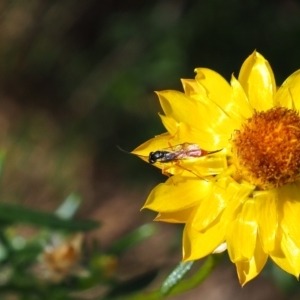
[232,107,300,189]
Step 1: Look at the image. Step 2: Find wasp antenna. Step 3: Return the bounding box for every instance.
[116,145,132,155]
[209,149,223,154]
[117,145,148,160]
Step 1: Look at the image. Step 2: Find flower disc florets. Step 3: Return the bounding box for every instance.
[232,107,300,189]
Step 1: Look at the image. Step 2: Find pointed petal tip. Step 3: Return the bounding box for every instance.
[153,213,162,221]
[250,49,263,60]
[193,68,205,78]
[240,279,247,287]
[237,269,252,286]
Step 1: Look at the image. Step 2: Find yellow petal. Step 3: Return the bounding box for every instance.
[227,200,257,262]
[230,75,253,120]
[157,90,201,128]
[156,91,235,147]
[194,68,231,102]
[271,228,300,277]
[220,181,255,223]
[279,183,300,250]
[179,152,227,177]
[281,232,300,276]
[143,176,213,212]
[192,177,233,231]
[271,255,299,278]
[158,115,205,147]
[181,79,206,98]
[182,220,225,261]
[158,114,180,140]
[154,207,195,223]
[275,70,300,109]
[238,51,276,111]
[132,132,172,159]
[157,113,229,152]
[195,68,241,127]
[254,189,278,253]
[178,122,230,150]
[235,239,268,285]
[194,103,237,140]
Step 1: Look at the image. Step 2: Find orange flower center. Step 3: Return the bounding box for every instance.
[232,107,300,189]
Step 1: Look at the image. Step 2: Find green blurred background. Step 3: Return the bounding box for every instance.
[1,0,300,299]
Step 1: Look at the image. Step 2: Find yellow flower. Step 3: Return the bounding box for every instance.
[133,51,300,285]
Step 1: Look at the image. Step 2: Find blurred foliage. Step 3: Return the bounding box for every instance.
[0,0,300,299]
[0,171,163,299]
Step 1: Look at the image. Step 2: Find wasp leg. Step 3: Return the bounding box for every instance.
[160,165,178,185]
[166,126,181,150]
[161,162,205,184]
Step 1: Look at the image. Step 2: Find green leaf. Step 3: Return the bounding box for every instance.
[0,203,100,232]
[105,254,223,300]
[166,254,223,297]
[107,223,157,255]
[105,269,159,299]
[160,261,194,295]
[0,240,8,261]
[10,243,42,267]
